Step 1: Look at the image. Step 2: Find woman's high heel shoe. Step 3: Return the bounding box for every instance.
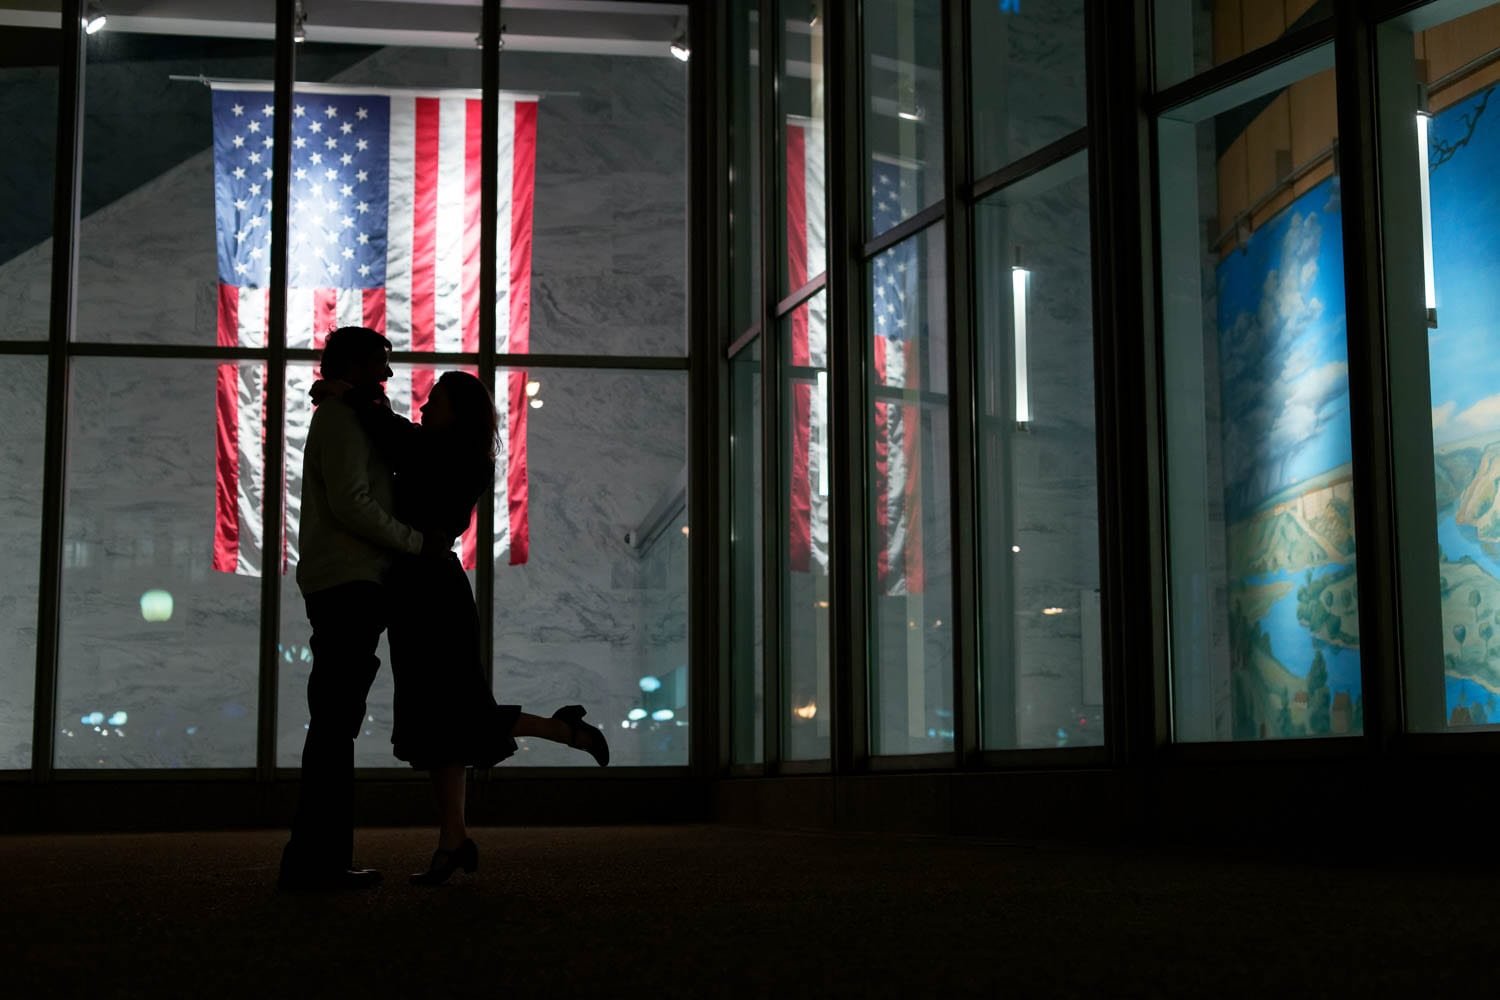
[409,838,478,886]
[553,704,610,767]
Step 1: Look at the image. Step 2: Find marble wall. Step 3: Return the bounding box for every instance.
[0,40,688,769]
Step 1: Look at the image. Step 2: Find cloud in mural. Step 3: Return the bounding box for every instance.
[1218,199,1351,512]
[1441,393,1500,443]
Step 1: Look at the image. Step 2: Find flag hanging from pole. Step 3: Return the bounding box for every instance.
[208,86,536,576]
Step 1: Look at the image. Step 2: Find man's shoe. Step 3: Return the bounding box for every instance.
[278,866,383,891]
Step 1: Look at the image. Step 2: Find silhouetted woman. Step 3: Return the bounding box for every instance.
[314,371,609,885]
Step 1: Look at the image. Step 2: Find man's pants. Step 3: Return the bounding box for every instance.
[282,581,387,874]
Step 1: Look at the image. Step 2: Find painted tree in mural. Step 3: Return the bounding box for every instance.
[1307,649,1331,735]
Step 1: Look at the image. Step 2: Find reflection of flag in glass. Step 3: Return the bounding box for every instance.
[870,160,924,596]
[209,86,536,576]
[786,119,829,575]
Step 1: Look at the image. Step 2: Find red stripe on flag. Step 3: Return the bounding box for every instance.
[507,102,538,564]
[902,338,923,593]
[461,98,482,355]
[411,98,441,416]
[459,507,478,571]
[507,370,530,565]
[363,287,387,334]
[216,283,239,348]
[872,337,891,585]
[312,289,337,349]
[786,128,812,572]
[212,284,241,573]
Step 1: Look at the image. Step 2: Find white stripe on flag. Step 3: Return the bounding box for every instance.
[284,364,317,568]
[494,371,511,556]
[386,368,414,423]
[494,102,516,353]
[433,98,467,354]
[285,287,314,350]
[238,287,267,349]
[235,361,265,575]
[386,97,416,352]
[805,124,827,302]
[336,287,363,329]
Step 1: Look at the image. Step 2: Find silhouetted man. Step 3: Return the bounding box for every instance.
[278,326,427,890]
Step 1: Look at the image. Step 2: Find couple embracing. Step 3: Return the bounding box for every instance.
[277,326,608,891]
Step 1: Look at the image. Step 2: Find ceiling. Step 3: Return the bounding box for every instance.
[0,0,690,55]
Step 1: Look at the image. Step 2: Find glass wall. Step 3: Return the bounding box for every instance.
[0,9,59,343]
[781,0,826,294]
[782,292,830,759]
[0,358,47,768]
[863,0,944,236]
[1155,1,1335,90]
[1375,1,1500,732]
[976,158,1102,749]
[1160,55,1361,742]
[731,341,764,764]
[59,359,263,768]
[969,0,1086,177]
[730,0,761,335]
[867,226,953,755]
[492,368,688,768]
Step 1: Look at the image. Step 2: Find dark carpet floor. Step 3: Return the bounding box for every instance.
[3,824,1491,997]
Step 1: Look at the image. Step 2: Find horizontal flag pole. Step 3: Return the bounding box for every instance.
[167,74,550,101]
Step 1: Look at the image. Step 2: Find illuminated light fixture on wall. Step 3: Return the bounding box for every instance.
[293,1,307,44]
[627,708,648,722]
[83,2,106,34]
[639,675,662,693]
[529,397,543,409]
[140,589,174,622]
[1012,248,1032,429]
[793,701,817,720]
[1417,83,1438,328]
[669,22,690,62]
[525,379,541,397]
[651,709,675,722]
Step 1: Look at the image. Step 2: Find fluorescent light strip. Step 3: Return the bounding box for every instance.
[1417,112,1438,321]
[1012,266,1031,426]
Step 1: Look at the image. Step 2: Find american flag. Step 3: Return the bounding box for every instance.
[869,159,924,596]
[209,86,536,576]
[786,119,829,576]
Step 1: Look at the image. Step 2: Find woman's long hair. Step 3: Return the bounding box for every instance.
[436,370,499,467]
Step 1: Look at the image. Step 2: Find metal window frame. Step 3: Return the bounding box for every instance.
[19,0,704,785]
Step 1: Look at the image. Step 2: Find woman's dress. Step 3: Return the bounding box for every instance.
[359,403,520,769]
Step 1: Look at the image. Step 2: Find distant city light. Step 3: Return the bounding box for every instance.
[140,589,174,622]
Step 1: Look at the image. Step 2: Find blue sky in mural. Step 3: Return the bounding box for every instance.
[1215,176,1352,520]
[1428,86,1500,445]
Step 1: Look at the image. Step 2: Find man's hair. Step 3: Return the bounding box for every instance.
[320,326,392,381]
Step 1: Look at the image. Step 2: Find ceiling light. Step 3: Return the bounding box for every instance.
[83,2,106,34]
[670,33,690,61]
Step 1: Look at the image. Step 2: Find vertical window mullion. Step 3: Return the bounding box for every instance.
[476,0,502,695]
[940,0,980,765]
[257,0,298,782]
[760,0,784,772]
[33,0,87,784]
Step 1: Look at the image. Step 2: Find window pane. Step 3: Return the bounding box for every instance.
[781,0,826,294]
[970,0,1086,177]
[976,160,1102,749]
[496,50,687,356]
[782,292,830,759]
[731,0,762,335]
[1154,0,1334,90]
[1381,2,1500,731]
[277,361,476,767]
[731,341,764,764]
[0,358,46,768]
[492,368,687,767]
[863,0,944,238]
[283,30,480,355]
[1160,64,1362,742]
[75,15,281,345]
[58,359,262,768]
[0,13,59,342]
[868,226,952,755]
